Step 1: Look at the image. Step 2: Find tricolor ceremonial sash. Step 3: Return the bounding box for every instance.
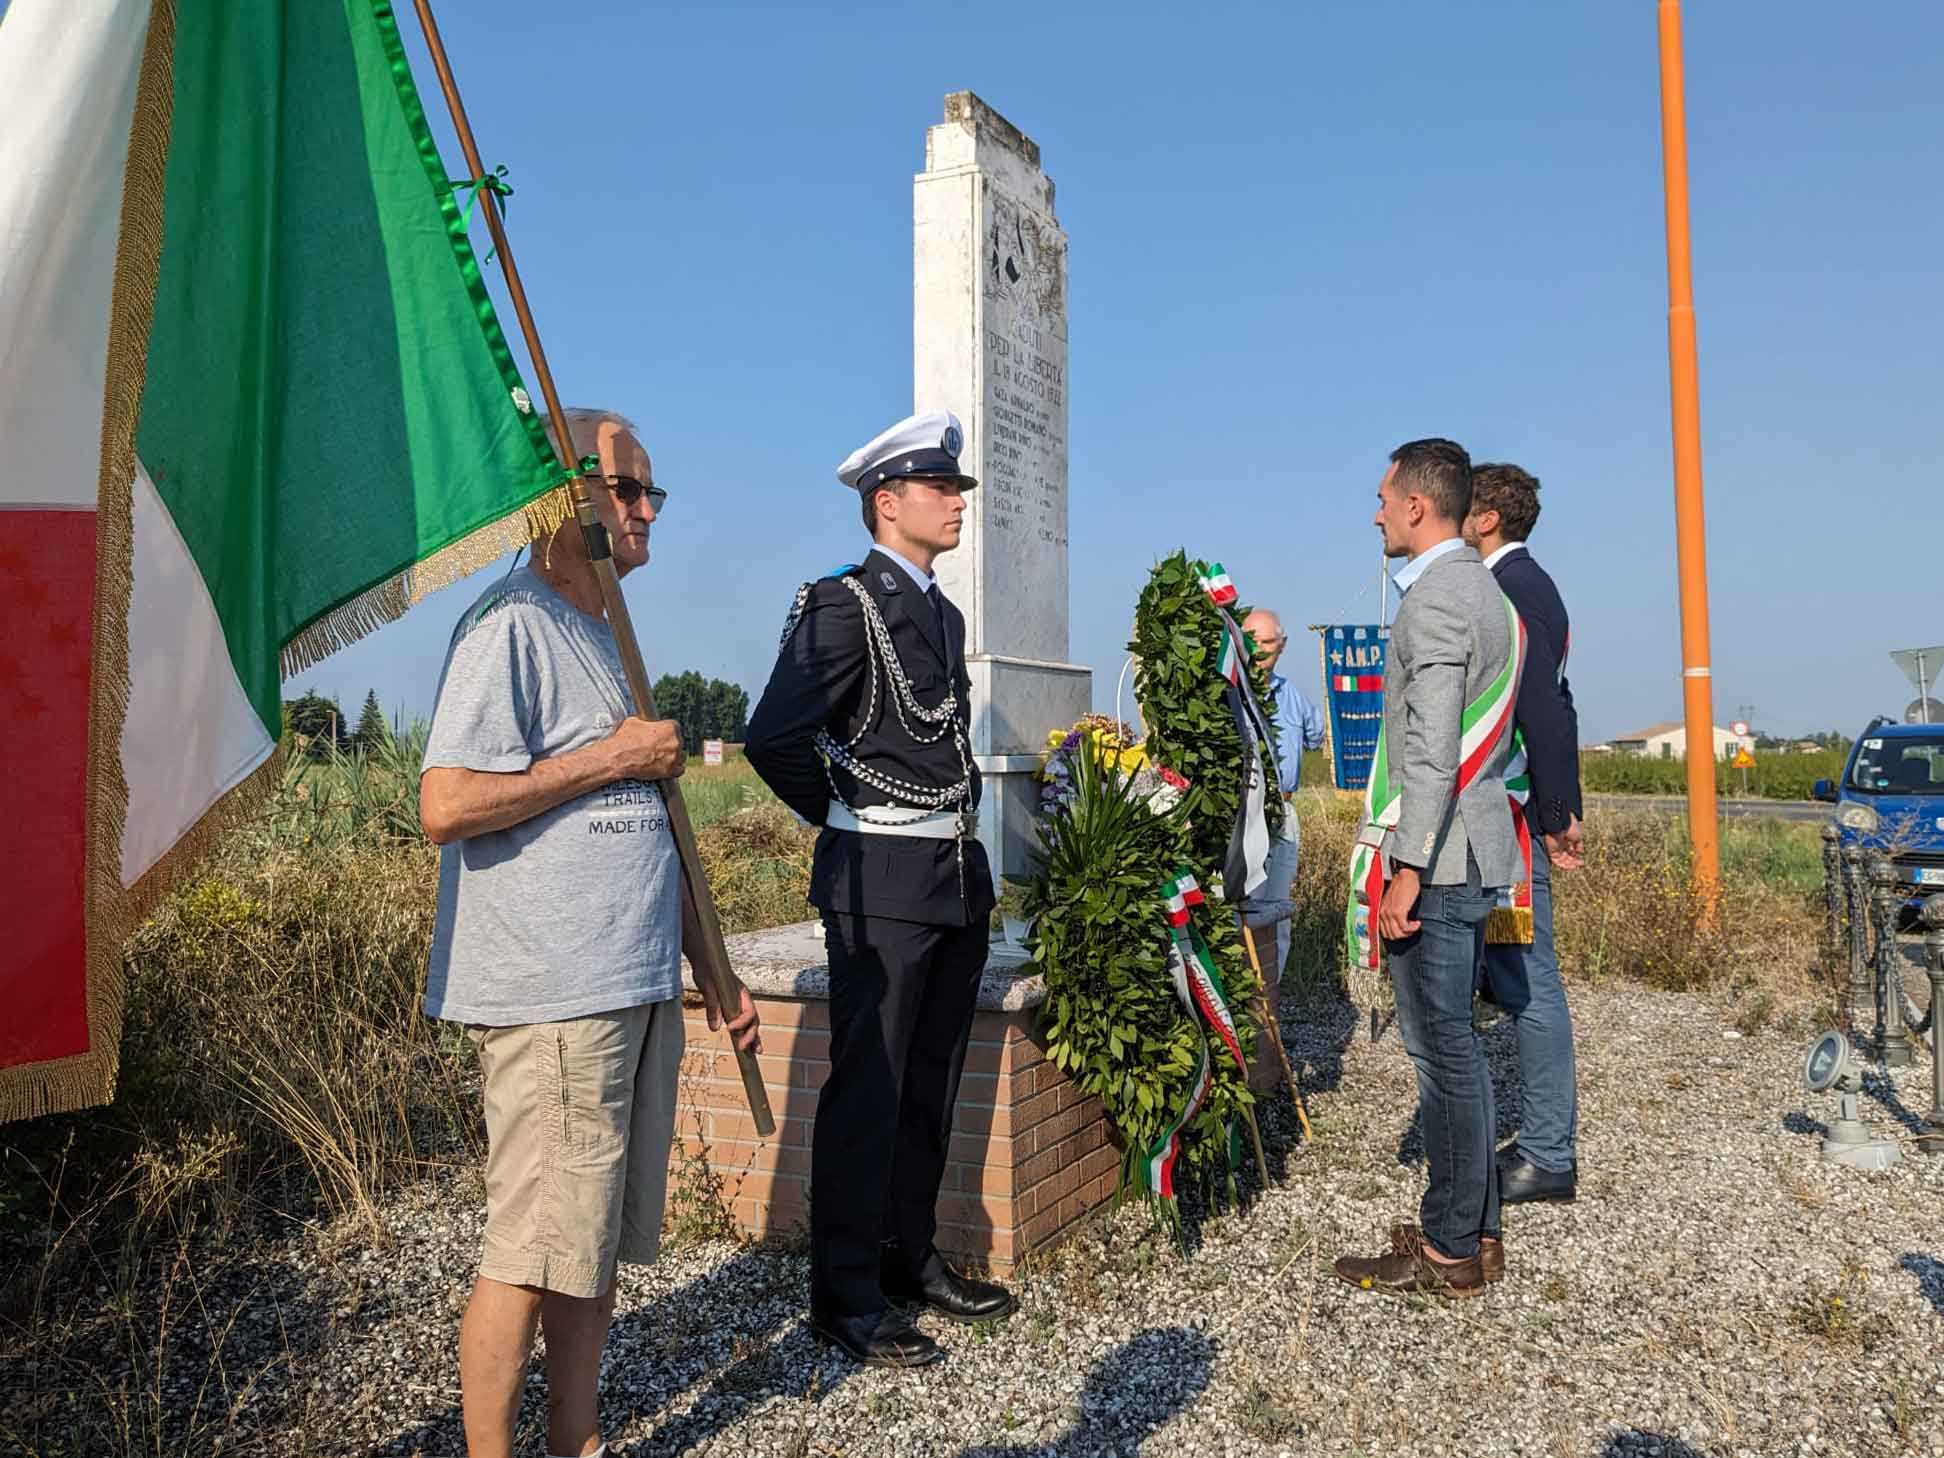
[1345,594,1526,970]
[1492,732,1537,944]
[1142,869,1247,1201]
[1488,633,1569,945]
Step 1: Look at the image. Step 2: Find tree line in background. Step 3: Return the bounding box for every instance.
[1578,745,1849,800]
[284,689,391,759]
[650,671,749,754]
[282,673,750,763]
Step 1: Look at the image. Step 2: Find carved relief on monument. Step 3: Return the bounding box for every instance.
[984,194,1064,325]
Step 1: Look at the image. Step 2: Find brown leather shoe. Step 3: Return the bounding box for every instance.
[1335,1224,1486,1299]
[1389,1221,1503,1283]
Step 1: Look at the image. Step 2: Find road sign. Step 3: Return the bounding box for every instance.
[1730,719,1750,737]
[703,739,724,766]
[1731,745,1755,770]
[1891,646,1944,698]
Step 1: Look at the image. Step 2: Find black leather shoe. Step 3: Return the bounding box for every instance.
[810,1308,943,1368]
[1498,1156,1577,1205]
[883,1262,1018,1324]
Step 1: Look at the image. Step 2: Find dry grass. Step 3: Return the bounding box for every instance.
[2,758,1825,1456]
[1281,792,1827,1027]
[0,752,813,1458]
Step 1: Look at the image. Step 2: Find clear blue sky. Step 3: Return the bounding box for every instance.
[294,0,1943,742]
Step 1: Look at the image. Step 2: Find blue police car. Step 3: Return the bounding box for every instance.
[1815,719,1944,897]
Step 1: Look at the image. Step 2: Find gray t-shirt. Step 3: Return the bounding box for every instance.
[421,565,682,1025]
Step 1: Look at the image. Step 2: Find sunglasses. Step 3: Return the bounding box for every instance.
[593,474,668,515]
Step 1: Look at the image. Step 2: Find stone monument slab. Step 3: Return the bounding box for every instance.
[915,91,1092,881]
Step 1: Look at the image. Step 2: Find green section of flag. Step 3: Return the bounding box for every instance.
[136,0,556,736]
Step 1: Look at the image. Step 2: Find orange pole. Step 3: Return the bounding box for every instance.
[1656,0,1720,917]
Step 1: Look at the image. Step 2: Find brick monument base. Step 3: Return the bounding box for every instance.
[674,922,1118,1273]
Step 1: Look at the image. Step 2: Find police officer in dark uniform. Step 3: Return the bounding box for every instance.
[746,409,1014,1368]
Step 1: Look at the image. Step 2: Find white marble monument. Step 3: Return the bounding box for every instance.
[916,92,1093,883]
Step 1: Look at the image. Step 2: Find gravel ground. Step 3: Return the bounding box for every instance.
[14,971,1944,1458]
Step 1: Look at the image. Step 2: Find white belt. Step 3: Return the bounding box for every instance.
[826,802,975,841]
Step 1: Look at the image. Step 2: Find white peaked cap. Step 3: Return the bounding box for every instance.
[835,409,978,492]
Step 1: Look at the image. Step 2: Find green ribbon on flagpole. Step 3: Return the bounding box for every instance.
[447,164,513,260]
[451,163,512,224]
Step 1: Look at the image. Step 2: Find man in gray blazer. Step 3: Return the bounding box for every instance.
[1335,438,1522,1301]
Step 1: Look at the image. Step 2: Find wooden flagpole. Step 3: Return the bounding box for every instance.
[409,0,774,1136]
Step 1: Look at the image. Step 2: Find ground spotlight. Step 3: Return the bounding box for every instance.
[1802,1031,1901,1170]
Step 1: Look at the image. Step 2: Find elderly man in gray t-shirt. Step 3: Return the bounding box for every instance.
[420,408,760,1458]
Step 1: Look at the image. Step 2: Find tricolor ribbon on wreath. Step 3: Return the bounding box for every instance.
[1141,870,1251,1200]
[1345,594,1528,970]
[1194,562,1279,902]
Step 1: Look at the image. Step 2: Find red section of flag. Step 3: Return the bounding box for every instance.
[1335,675,1383,692]
[0,511,95,1071]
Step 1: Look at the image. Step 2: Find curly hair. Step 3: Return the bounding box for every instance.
[1469,463,1541,542]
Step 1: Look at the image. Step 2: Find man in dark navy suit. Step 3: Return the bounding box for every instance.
[746,409,1013,1370]
[1464,463,1584,1205]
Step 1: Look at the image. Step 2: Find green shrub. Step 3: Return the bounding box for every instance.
[1579,748,1846,801]
[1026,742,1258,1217]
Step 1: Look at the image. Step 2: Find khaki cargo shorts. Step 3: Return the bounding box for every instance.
[467,999,684,1298]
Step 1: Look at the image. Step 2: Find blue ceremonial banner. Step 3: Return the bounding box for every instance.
[1318,624,1389,792]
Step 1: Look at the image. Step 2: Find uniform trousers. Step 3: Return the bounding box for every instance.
[811,911,988,1320]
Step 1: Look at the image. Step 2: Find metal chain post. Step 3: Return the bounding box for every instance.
[1920,896,1944,1156]
[1821,823,1842,957]
[1845,844,1872,1012]
[1873,856,1916,1067]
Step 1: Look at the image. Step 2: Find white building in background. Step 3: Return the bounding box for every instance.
[1607,721,1742,759]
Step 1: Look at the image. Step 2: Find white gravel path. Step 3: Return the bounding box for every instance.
[13,976,1944,1458]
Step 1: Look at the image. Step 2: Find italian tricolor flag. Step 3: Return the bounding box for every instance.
[1197,562,1237,608]
[0,0,572,1118]
[1160,869,1204,926]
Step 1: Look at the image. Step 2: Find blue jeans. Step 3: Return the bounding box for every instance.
[1388,871,1499,1260]
[1481,834,1579,1173]
[1259,820,1301,976]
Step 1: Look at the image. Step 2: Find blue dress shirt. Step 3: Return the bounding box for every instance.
[1388,534,1465,596]
[1267,671,1325,795]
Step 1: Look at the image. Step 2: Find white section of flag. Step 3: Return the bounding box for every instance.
[121,463,277,888]
[0,0,151,510]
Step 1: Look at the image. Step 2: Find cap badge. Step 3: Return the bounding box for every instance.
[943,423,962,456]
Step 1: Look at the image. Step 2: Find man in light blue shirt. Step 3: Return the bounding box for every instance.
[1241,607,1325,981]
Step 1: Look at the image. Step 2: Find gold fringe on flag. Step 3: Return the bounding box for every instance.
[280,574,412,679]
[276,484,575,679]
[0,0,180,1124]
[407,484,575,603]
[1485,905,1535,946]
